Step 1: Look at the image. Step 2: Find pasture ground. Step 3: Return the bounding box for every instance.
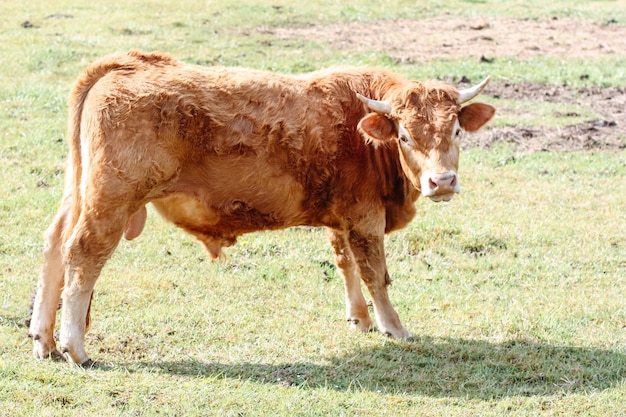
[1,1,625,416]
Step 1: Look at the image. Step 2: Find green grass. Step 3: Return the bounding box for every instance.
[1,0,626,416]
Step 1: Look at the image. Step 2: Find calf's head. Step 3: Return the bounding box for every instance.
[357,77,495,201]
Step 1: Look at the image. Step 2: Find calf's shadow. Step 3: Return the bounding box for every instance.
[126,336,625,400]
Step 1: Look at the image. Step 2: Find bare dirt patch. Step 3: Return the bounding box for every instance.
[464,80,626,151]
[270,17,626,151]
[274,16,625,61]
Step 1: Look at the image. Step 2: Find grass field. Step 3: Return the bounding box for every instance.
[1,1,625,416]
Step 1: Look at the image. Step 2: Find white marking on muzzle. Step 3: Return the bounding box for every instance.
[420,170,460,201]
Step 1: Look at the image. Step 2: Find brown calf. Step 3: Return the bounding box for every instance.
[29,50,495,365]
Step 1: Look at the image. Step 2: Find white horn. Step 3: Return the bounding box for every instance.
[356,93,392,114]
[457,76,491,104]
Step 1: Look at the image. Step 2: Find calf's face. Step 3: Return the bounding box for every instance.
[357,77,495,201]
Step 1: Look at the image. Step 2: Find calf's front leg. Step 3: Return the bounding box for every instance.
[326,228,374,333]
[348,229,412,340]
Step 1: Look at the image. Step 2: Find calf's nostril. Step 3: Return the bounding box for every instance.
[428,178,437,190]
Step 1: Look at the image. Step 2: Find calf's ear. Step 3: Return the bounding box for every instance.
[358,113,396,144]
[458,102,496,132]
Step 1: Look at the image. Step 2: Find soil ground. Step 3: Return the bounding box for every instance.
[466,81,626,151]
[272,17,626,151]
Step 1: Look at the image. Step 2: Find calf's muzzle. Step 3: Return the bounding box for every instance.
[421,170,460,202]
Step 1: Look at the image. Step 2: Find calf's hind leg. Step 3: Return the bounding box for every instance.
[29,196,71,360]
[58,206,129,365]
